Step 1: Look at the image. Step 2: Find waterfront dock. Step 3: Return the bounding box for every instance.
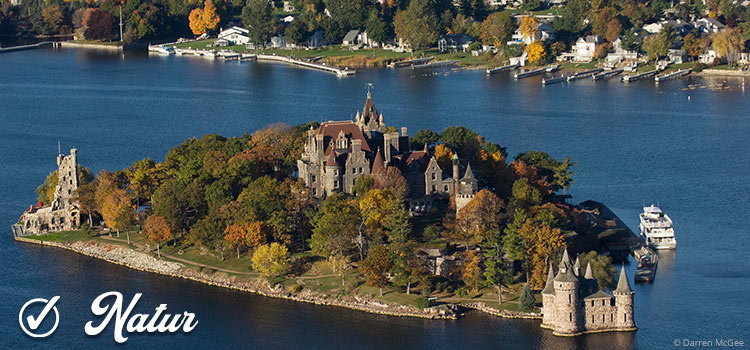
[514,65,557,79]
[411,60,458,70]
[256,54,355,76]
[593,69,623,81]
[566,68,603,82]
[389,57,433,68]
[0,41,54,53]
[486,63,519,75]
[621,70,658,82]
[655,68,691,82]
[542,75,566,85]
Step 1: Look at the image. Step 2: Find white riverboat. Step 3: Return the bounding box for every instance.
[148,45,175,55]
[639,205,676,249]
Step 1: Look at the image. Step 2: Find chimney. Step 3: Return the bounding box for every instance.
[400,127,407,137]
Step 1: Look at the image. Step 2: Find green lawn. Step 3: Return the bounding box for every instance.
[31,230,95,243]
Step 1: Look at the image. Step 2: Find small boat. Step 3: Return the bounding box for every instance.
[639,205,676,249]
[149,45,174,55]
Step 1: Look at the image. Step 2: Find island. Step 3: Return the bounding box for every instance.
[12,93,637,335]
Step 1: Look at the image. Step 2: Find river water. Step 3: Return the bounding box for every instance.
[1,48,748,349]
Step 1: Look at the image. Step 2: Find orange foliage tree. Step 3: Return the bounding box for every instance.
[519,219,564,288]
[144,215,171,257]
[188,0,220,35]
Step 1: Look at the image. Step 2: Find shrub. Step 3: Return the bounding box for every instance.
[289,284,303,293]
[519,284,536,312]
[692,62,705,72]
[455,287,467,298]
[413,297,430,310]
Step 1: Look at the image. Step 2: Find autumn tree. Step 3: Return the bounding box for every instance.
[74,181,97,227]
[642,32,670,61]
[242,0,275,47]
[479,12,515,46]
[82,8,116,40]
[101,188,134,241]
[433,144,455,171]
[525,42,546,65]
[359,188,411,248]
[245,221,269,248]
[682,33,704,59]
[519,219,564,288]
[144,215,171,257]
[462,250,483,293]
[454,189,504,248]
[189,0,220,36]
[711,27,744,67]
[252,242,290,284]
[374,166,408,196]
[579,251,617,290]
[360,244,393,296]
[224,223,248,258]
[518,16,539,43]
[41,4,64,34]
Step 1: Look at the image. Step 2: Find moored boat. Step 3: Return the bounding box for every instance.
[639,205,676,249]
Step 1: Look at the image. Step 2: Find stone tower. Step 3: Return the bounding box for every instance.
[455,162,477,213]
[613,266,636,330]
[552,250,581,335]
[541,265,556,328]
[53,148,79,211]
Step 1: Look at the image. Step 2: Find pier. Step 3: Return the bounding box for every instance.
[514,65,557,79]
[592,69,623,81]
[486,63,519,75]
[256,54,356,76]
[542,75,565,85]
[566,68,603,82]
[621,70,658,82]
[0,41,54,53]
[655,68,691,82]
[389,57,433,68]
[411,60,458,70]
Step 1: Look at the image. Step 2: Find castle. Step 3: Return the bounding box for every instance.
[541,249,637,336]
[297,92,477,212]
[12,149,81,237]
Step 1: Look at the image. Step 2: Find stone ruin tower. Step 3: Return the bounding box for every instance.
[12,148,81,236]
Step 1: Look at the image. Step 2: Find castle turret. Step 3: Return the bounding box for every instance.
[372,148,385,175]
[541,265,556,328]
[452,154,459,181]
[573,257,581,276]
[324,152,341,196]
[584,262,594,280]
[552,249,581,335]
[613,266,636,330]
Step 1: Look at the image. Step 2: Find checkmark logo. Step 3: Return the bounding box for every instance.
[19,296,60,338]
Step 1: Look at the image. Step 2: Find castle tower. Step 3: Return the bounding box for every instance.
[573,256,581,276]
[452,154,459,181]
[613,266,636,330]
[541,265,556,328]
[324,152,341,196]
[54,148,78,211]
[372,148,385,176]
[455,162,477,213]
[552,250,581,335]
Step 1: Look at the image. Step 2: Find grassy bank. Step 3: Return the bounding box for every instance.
[20,229,539,316]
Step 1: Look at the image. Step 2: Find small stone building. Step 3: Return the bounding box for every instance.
[541,250,636,336]
[12,149,81,236]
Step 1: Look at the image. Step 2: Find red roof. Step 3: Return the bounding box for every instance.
[372,148,385,175]
[317,121,371,153]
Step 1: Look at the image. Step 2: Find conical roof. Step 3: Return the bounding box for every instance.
[461,163,476,181]
[573,256,581,276]
[372,148,385,175]
[584,262,594,279]
[423,143,429,153]
[614,266,633,294]
[560,249,572,270]
[542,265,556,294]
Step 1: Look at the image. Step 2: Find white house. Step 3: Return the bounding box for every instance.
[699,49,718,64]
[510,22,555,45]
[572,35,604,62]
[438,34,474,52]
[643,19,692,35]
[606,37,639,63]
[217,26,250,46]
[342,29,360,47]
[282,1,295,12]
[694,17,725,34]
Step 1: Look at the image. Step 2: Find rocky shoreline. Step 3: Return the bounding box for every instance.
[14,236,540,322]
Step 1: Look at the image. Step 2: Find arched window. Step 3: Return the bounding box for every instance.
[568,294,571,304]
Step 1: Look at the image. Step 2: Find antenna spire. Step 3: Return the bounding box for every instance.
[58,140,61,155]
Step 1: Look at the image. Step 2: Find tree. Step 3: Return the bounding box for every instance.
[579,251,617,290]
[364,8,388,45]
[359,188,411,247]
[503,208,528,261]
[242,0,276,47]
[285,19,306,46]
[252,242,290,284]
[642,32,670,62]
[41,4,63,34]
[510,178,542,210]
[224,223,248,258]
[360,244,393,296]
[101,188,134,240]
[189,0,220,36]
[374,166,408,196]
[311,193,359,285]
[144,215,171,258]
[36,170,59,205]
[483,252,512,304]
[525,42,546,65]
[519,219,564,288]
[519,284,535,311]
[519,16,539,43]
[393,0,439,51]
[479,12,515,46]
[82,8,116,40]
[712,27,743,67]
[682,33,704,59]
[605,18,622,43]
[433,144,454,170]
[410,129,441,150]
[455,190,504,247]
[462,250,483,293]
[391,243,426,295]
[74,181,97,227]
